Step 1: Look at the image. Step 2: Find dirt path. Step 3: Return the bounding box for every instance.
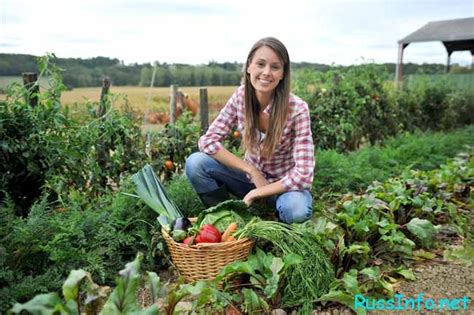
[311,259,474,315]
[385,260,474,314]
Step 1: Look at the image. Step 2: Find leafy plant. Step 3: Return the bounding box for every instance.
[9,253,159,315]
[130,164,183,226]
[146,111,200,180]
[235,219,335,309]
[216,249,302,303]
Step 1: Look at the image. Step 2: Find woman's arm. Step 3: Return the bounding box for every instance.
[243,180,285,206]
[212,148,269,188]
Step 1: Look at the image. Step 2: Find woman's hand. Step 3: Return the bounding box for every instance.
[248,166,268,188]
[243,189,260,206]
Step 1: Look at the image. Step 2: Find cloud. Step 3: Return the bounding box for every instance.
[1,0,472,65]
[0,42,19,48]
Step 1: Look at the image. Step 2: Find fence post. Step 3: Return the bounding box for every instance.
[22,72,39,107]
[200,88,209,134]
[97,76,111,189]
[98,76,111,116]
[170,84,178,124]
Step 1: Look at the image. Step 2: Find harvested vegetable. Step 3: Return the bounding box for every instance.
[221,223,238,242]
[195,224,221,243]
[171,217,192,232]
[196,200,253,232]
[130,164,182,228]
[224,236,235,242]
[183,236,194,245]
[171,229,187,242]
[235,218,334,308]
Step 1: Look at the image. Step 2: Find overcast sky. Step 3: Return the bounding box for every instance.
[1,0,473,66]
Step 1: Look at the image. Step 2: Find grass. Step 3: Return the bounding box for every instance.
[406,73,474,91]
[313,125,474,196]
[0,76,22,88]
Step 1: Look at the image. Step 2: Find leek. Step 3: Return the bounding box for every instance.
[131,164,182,223]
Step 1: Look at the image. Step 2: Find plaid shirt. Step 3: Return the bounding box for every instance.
[198,85,314,191]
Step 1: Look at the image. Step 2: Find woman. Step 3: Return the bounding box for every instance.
[185,37,314,224]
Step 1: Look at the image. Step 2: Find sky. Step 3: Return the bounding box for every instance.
[1,0,473,66]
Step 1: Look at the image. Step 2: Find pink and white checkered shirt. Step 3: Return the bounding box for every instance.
[198,85,314,191]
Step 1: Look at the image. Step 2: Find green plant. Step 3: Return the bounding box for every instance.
[146,111,200,180]
[130,164,183,226]
[235,219,335,309]
[216,248,303,307]
[0,182,161,314]
[0,54,148,216]
[293,64,397,152]
[313,126,474,197]
[9,253,159,315]
[293,65,473,153]
[165,174,204,217]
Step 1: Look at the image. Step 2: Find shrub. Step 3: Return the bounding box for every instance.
[0,55,147,215]
[0,181,162,313]
[293,64,474,153]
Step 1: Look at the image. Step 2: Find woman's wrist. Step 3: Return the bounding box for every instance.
[246,164,261,178]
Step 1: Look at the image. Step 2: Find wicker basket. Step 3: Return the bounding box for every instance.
[162,228,253,283]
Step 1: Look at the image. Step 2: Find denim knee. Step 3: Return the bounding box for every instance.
[276,190,312,224]
[185,152,218,193]
[185,152,208,179]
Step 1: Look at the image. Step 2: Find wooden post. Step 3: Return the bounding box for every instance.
[170,84,178,124]
[395,43,408,88]
[446,51,452,73]
[22,72,39,107]
[200,88,209,134]
[98,76,111,116]
[97,76,111,189]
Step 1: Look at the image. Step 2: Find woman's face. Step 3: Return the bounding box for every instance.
[247,46,284,97]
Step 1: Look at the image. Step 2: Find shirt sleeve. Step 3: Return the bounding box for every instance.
[280,102,315,191]
[198,88,239,155]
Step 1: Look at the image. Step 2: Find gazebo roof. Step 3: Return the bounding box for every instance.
[399,17,474,47]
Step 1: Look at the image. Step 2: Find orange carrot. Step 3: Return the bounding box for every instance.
[225,236,236,242]
[221,223,238,242]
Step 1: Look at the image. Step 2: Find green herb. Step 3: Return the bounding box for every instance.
[130,164,182,224]
[235,219,335,308]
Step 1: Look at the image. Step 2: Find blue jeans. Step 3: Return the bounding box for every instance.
[185,152,312,224]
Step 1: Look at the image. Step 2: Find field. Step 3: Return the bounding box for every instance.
[406,73,474,90]
[0,79,235,122]
[61,85,236,112]
[0,80,236,134]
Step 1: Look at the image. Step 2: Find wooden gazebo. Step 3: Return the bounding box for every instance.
[396,17,474,82]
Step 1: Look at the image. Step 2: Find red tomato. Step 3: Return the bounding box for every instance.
[195,224,221,243]
[164,160,174,170]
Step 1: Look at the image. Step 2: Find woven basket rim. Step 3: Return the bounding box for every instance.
[162,227,252,249]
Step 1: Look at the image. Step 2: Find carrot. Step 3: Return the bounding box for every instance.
[221,223,238,242]
[225,236,236,242]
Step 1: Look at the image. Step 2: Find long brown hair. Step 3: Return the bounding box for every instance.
[243,37,291,159]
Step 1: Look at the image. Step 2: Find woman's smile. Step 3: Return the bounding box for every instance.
[247,45,284,103]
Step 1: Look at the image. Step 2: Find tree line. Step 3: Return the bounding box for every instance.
[0,53,465,89]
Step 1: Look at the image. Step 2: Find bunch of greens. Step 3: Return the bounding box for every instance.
[235,218,335,309]
[195,200,255,232]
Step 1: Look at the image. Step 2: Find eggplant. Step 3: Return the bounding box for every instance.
[171,217,192,232]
